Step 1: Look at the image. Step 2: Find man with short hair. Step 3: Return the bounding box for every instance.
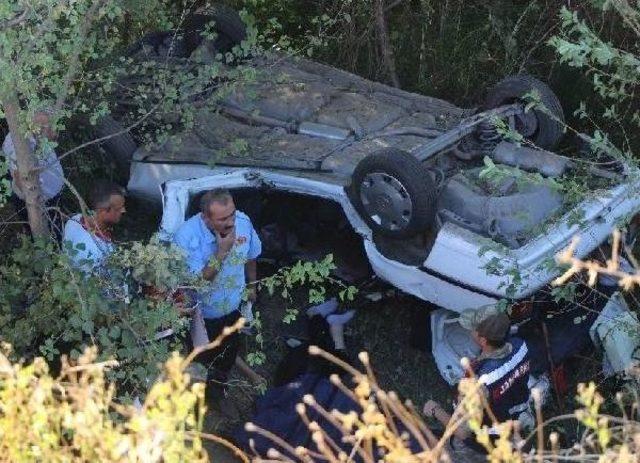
[468,313,531,423]
[423,311,531,454]
[2,111,66,232]
[172,188,263,412]
[62,180,126,273]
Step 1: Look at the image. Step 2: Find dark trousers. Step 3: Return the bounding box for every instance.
[198,310,242,395]
[274,315,348,386]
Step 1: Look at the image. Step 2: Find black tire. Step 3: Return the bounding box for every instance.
[124,30,179,60]
[94,115,137,179]
[484,75,565,150]
[125,7,246,60]
[351,148,437,238]
[183,6,247,57]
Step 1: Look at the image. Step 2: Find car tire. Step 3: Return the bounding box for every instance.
[183,6,247,57]
[351,148,437,238]
[484,75,565,150]
[125,6,246,60]
[94,115,137,179]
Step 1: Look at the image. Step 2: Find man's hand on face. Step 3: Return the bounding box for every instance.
[215,226,236,255]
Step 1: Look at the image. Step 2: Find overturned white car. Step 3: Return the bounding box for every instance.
[100,9,640,313]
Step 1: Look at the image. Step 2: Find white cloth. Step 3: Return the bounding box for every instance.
[2,133,64,201]
[190,307,210,348]
[62,214,115,273]
[240,301,255,325]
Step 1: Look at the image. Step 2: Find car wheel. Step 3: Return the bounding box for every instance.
[125,6,246,60]
[484,75,565,151]
[94,115,138,180]
[351,148,437,238]
[183,6,247,57]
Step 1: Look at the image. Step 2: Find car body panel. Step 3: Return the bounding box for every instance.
[122,51,640,312]
[132,54,469,183]
[158,168,368,240]
[156,167,640,312]
[157,168,502,312]
[423,181,640,299]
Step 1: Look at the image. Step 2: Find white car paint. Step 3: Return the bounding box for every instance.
[149,161,640,313]
[424,180,640,299]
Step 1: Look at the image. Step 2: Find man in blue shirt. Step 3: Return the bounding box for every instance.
[173,188,263,410]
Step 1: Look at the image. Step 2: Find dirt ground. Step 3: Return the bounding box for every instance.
[201,279,454,459]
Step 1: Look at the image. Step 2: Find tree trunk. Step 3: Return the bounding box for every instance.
[374,0,401,88]
[2,90,50,237]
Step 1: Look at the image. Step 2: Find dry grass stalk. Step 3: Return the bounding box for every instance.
[0,319,249,462]
[553,229,640,290]
[245,348,522,463]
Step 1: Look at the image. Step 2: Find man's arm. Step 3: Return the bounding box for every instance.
[423,400,472,441]
[202,249,228,281]
[202,227,237,281]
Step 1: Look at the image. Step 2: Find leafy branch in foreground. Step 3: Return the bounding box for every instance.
[243,230,640,462]
[256,254,357,306]
[243,346,640,462]
[245,254,358,367]
[244,348,499,463]
[0,237,198,398]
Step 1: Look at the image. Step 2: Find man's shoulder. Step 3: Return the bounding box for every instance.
[235,211,255,229]
[507,337,527,356]
[63,214,84,234]
[476,339,528,377]
[62,215,92,247]
[174,214,204,242]
[176,213,201,231]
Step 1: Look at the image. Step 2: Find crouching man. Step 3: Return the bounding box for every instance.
[62,180,126,274]
[423,311,531,455]
[172,188,264,417]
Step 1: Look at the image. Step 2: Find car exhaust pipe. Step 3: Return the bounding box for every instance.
[491,141,569,177]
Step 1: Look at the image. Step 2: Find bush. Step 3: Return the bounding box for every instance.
[0,236,192,399]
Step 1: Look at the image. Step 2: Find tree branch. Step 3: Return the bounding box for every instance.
[53,0,108,114]
[36,101,163,172]
[384,0,406,13]
[0,8,28,29]
[374,0,400,87]
[1,88,49,237]
[61,176,90,220]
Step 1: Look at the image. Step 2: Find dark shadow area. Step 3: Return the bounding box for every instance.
[188,188,373,283]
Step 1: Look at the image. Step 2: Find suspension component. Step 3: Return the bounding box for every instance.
[477,119,502,154]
